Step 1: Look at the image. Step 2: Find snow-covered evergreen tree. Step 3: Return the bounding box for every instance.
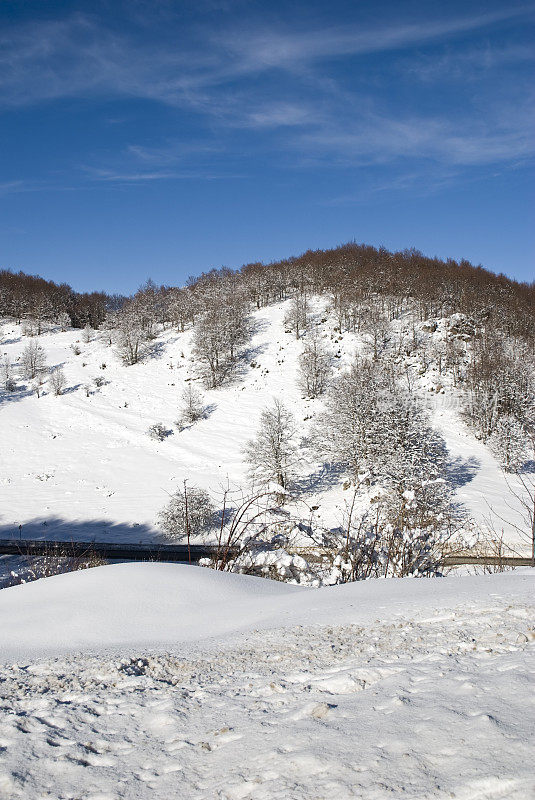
[57,311,71,331]
[82,324,93,343]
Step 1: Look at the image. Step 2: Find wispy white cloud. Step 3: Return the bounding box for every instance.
[126,141,224,164]
[1,6,533,107]
[221,6,535,71]
[296,105,535,168]
[401,43,535,83]
[0,180,27,195]
[1,5,533,194]
[81,165,242,183]
[88,169,181,182]
[0,14,204,108]
[0,179,53,196]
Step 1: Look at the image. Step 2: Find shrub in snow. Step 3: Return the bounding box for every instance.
[31,376,46,397]
[489,415,530,473]
[7,548,107,586]
[147,423,173,441]
[314,488,454,586]
[71,344,82,356]
[21,341,47,379]
[82,324,93,343]
[93,375,106,388]
[158,485,215,541]
[49,367,67,396]
[232,547,318,585]
[176,383,206,428]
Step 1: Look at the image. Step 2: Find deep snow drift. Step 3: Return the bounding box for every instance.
[0,565,533,799]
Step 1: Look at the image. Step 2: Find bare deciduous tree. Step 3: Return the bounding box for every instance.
[114,309,146,366]
[177,383,206,428]
[158,483,216,553]
[49,367,67,396]
[489,415,530,473]
[244,399,299,493]
[298,333,332,398]
[192,291,250,388]
[361,311,391,361]
[284,293,308,339]
[2,355,16,391]
[21,341,47,380]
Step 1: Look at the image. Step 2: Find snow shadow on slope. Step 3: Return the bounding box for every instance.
[0,516,158,544]
[144,340,168,360]
[0,335,22,345]
[225,341,270,385]
[294,462,347,495]
[0,385,34,405]
[446,455,481,488]
[0,517,162,589]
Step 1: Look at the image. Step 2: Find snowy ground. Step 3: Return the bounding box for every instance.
[0,303,531,555]
[0,565,533,799]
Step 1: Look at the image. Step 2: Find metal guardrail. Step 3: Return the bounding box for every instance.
[0,540,532,567]
[0,539,235,562]
[442,555,534,567]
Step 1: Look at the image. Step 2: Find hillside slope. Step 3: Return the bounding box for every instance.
[0,300,531,555]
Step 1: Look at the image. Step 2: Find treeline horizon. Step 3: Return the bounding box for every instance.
[1,241,534,337]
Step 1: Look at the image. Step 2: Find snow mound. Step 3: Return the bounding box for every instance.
[0,562,301,660]
[1,562,534,662]
[0,569,533,800]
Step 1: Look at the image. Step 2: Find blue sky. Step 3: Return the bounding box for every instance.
[0,0,533,293]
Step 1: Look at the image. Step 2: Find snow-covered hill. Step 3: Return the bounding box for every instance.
[1,304,534,798]
[0,301,531,558]
[0,565,533,799]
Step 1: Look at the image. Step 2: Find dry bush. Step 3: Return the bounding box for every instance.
[7,543,108,586]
